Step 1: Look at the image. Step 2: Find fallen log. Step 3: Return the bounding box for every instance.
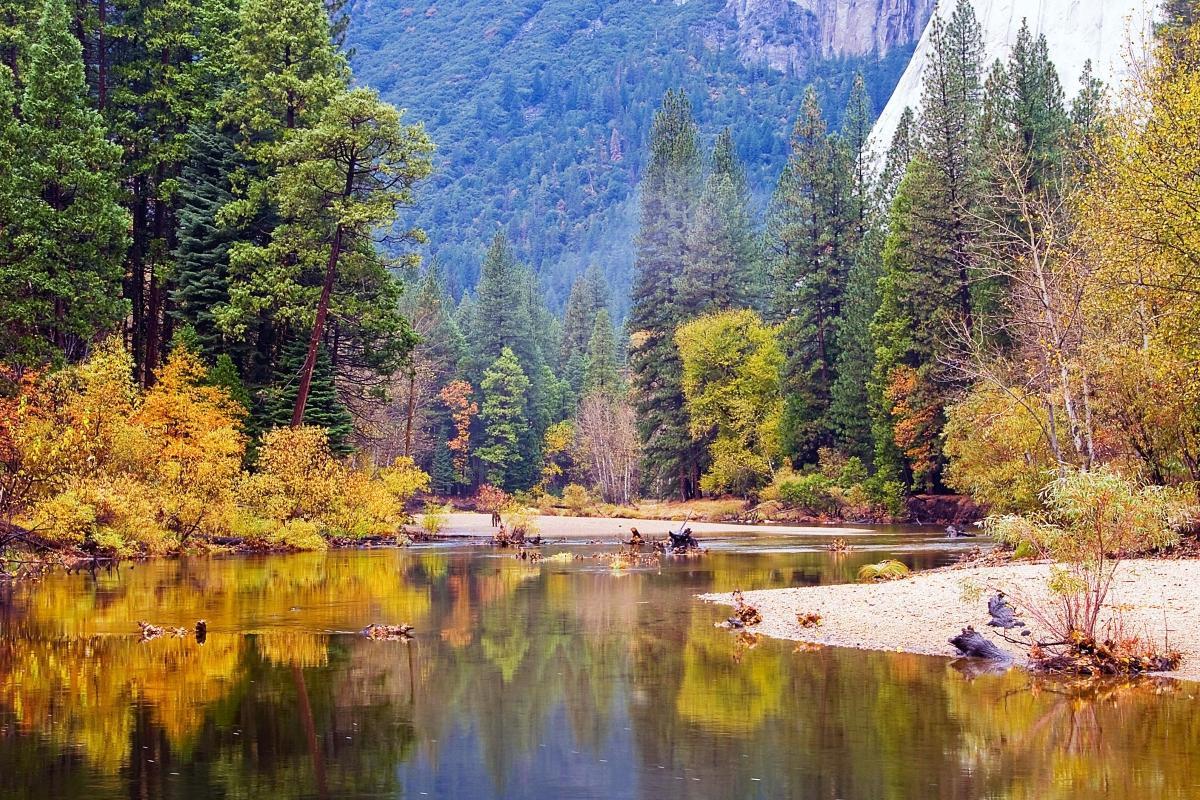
[986,592,1027,631]
[949,626,1013,662]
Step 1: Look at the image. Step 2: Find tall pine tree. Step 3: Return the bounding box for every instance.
[628,89,702,499]
[766,87,852,465]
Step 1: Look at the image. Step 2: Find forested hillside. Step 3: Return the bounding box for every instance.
[345,0,919,310]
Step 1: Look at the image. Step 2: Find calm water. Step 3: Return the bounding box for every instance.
[1,528,1197,800]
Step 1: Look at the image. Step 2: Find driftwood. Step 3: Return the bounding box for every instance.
[362,623,414,641]
[949,627,1013,662]
[986,592,1028,632]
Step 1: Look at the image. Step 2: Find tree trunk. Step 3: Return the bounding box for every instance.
[403,368,417,457]
[291,225,343,427]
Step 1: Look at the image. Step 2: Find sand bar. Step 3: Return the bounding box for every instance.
[703,559,1200,682]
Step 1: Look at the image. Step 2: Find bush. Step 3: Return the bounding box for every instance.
[778,474,836,513]
[561,483,591,514]
[987,468,1192,673]
[864,476,907,519]
[857,560,911,582]
[421,501,449,535]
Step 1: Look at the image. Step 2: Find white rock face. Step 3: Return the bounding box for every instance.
[869,0,1160,154]
[723,0,937,72]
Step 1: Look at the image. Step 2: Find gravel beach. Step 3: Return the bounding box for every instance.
[703,559,1200,682]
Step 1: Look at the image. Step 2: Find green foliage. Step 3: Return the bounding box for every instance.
[629,89,703,498]
[264,338,354,453]
[561,483,591,515]
[985,469,1186,559]
[582,309,621,396]
[477,348,532,491]
[778,474,836,514]
[0,0,128,366]
[676,309,783,496]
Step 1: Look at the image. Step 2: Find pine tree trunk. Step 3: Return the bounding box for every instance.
[291,224,343,427]
[403,368,417,457]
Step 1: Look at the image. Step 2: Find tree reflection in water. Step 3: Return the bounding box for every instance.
[0,543,1197,799]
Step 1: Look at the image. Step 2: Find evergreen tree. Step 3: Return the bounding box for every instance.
[677,128,757,314]
[1067,60,1107,173]
[583,308,621,396]
[877,106,916,204]
[172,126,239,361]
[766,86,850,464]
[1,0,128,366]
[559,263,608,364]
[980,22,1070,192]
[477,347,531,491]
[265,336,354,452]
[430,436,457,495]
[628,89,702,498]
[0,0,36,85]
[468,231,538,378]
[914,0,984,335]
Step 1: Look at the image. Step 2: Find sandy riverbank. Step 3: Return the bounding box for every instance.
[431,511,894,540]
[703,559,1200,682]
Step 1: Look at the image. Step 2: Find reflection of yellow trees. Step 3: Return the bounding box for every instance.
[0,633,243,773]
[256,631,330,668]
[674,609,782,733]
[946,671,1200,799]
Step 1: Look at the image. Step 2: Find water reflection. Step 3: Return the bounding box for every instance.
[0,539,1197,799]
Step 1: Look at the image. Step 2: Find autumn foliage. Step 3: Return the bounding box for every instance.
[1,342,429,555]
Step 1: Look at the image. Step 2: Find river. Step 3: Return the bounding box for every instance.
[1,527,1197,799]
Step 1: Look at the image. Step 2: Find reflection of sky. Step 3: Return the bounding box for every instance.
[398,700,640,800]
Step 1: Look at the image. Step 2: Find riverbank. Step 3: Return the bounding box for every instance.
[431,511,900,540]
[703,559,1200,683]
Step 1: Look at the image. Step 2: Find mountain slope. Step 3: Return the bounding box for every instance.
[346,0,934,311]
[871,0,1159,151]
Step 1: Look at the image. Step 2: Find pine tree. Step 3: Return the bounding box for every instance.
[559,263,608,364]
[1,0,128,366]
[0,0,36,85]
[826,74,883,462]
[677,128,757,314]
[766,86,850,464]
[265,336,354,452]
[172,126,239,361]
[1067,60,1107,172]
[913,0,984,335]
[469,231,538,378]
[628,89,702,498]
[477,347,531,491]
[430,436,457,495]
[583,309,621,396]
[877,106,916,204]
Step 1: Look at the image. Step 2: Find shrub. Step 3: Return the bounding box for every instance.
[857,560,911,582]
[561,483,591,514]
[778,474,836,513]
[988,468,1190,663]
[864,476,907,519]
[421,501,449,535]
